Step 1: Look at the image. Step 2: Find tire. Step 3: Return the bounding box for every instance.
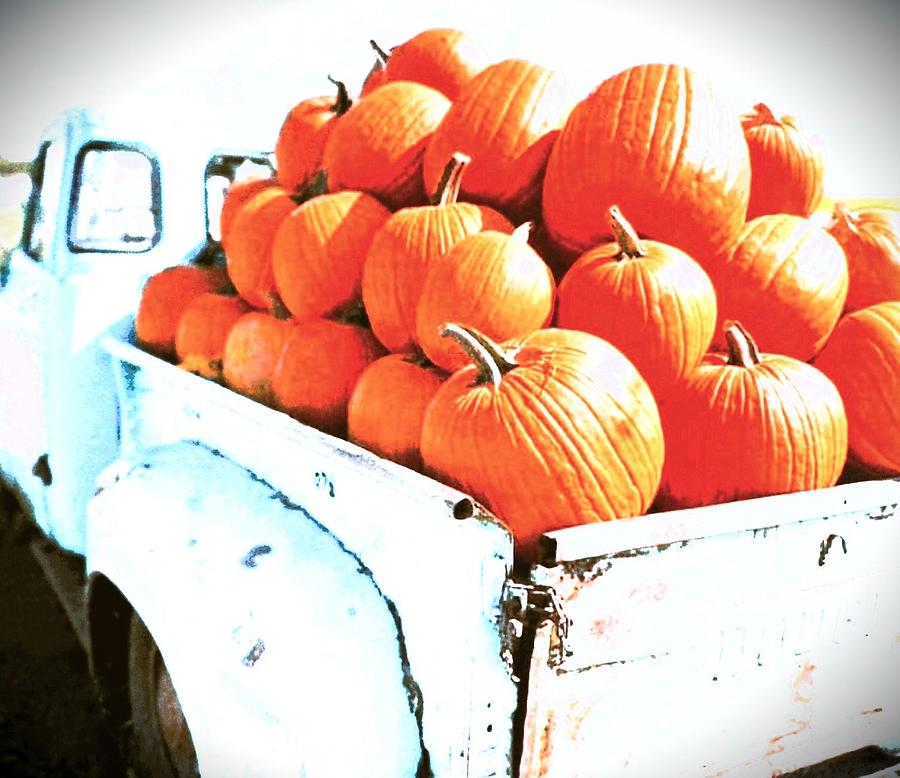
[128,612,200,778]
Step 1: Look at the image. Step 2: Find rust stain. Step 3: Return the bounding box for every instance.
[590,616,619,639]
[765,716,810,759]
[628,581,668,602]
[538,708,555,776]
[792,662,816,703]
[860,706,884,715]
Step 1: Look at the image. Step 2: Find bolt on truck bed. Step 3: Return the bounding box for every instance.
[97,328,900,777]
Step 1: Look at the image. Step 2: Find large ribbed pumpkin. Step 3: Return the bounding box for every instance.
[222,312,295,406]
[272,190,391,321]
[274,78,352,193]
[415,225,555,373]
[741,102,824,220]
[175,292,251,379]
[709,214,848,360]
[321,80,451,210]
[658,320,847,510]
[813,301,900,477]
[271,318,386,437]
[423,58,572,224]
[556,205,717,398]
[362,153,513,352]
[542,63,750,267]
[420,325,664,560]
[826,204,900,314]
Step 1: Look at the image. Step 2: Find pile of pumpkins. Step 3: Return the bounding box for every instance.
[135,27,899,560]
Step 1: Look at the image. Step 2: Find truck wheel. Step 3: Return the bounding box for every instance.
[128,612,200,778]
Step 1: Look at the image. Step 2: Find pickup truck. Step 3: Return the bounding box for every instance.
[1,106,898,778]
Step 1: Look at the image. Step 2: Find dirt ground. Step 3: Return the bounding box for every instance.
[0,495,125,777]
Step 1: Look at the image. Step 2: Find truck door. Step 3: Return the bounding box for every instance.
[516,480,900,777]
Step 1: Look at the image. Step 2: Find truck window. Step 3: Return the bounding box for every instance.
[68,143,160,253]
[204,154,272,243]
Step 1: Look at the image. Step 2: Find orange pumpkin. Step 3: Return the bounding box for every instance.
[741,102,824,219]
[321,80,451,210]
[274,78,352,193]
[375,28,488,101]
[175,292,251,379]
[542,63,751,268]
[415,224,556,373]
[556,205,717,398]
[225,185,299,311]
[271,318,386,437]
[420,324,664,560]
[813,301,900,477]
[346,352,446,471]
[219,177,276,255]
[135,265,229,360]
[826,204,900,313]
[423,58,572,224]
[657,320,847,510]
[359,47,387,98]
[272,190,391,321]
[709,214,848,360]
[222,312,295,405]
[362,153,513,353]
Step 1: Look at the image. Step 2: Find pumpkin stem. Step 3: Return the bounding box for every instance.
[269,292,293,321]
[369,39,390,66]
[336,299,371,328]
[440,323,517,387]
[512,221,534,245]
[326,76,353,116]
[291,169,329,203]
[741,102,778,128]
[430,152,472,206]
[402,350,440,370]
[608,205,646,259]
[723,319,762,367]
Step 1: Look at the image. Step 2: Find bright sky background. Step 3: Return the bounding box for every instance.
[1,0,898,200]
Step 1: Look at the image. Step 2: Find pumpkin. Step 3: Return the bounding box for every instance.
[708,214,848,360]
[741,102,825,220]
[347,352,446,471]
[271,318,386,437]
[826,204,900,313]
[135,264,229,360]
[222,312,295,405]
[360,45,387,97]
[556,205,717,398]
[320,80,451,210]
[423,58,572,224]
[657,320,847,510]
[420,324,664,560]
[175,292,251,380]
[813,301,900,477]
[272,190,391,321]
[362,152,513,352]
[219,176,276,255]
[415,224,556,373]
[371,28,487,101]
[274,78,352,194]
[225,185,299,311]
[541,63,751,268]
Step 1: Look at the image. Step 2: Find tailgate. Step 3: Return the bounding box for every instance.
[519,480,900,777]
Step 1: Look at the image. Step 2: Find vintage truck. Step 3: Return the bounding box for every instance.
[1,106,898,778]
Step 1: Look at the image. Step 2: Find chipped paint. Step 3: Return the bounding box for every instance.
[868,503,897,521]
[241,544,272,568]
[241,639,266,667]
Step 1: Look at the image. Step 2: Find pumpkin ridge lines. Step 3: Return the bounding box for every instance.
[642,63,673,184]
[659,66,690,202]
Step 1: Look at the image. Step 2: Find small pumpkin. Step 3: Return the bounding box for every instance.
[347,352,446,471]
[741,102,825,220]
[542,63,751,267]
[362,152,513,353]
[657,320,847,510]
[813,301,900,477]
[826,204,900,313]
[372,28,487,101]
[271,318,387,437]
[219,177,276,255]
[175,292,251,380]
[274,78,352,194]
[222,311,295,406]
[708,214,848,360]
[556,205,717,398]
[423,58,572,224]
[415,223,556,373]
[272,190,391,321]
[320,80,451,210]
[420,324,664,560]
[135,264,229,360]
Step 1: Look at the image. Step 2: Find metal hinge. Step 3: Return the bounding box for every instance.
[500,581,573,679]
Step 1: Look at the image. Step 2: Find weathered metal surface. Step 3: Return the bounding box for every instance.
[91,336,518,777]
[522,480,900,777]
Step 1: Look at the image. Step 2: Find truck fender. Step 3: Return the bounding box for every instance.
[87,441,426,777]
